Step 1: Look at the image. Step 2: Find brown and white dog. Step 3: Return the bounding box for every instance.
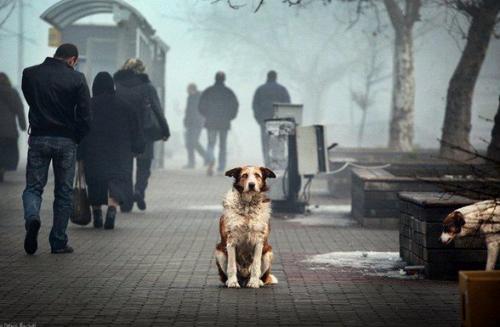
[440,200,500,270]
[215,165,278,288]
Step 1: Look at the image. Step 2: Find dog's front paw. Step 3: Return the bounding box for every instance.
[246,277,261,289]
[226,278,240,288]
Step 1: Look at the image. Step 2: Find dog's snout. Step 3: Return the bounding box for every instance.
[248,182,255,190]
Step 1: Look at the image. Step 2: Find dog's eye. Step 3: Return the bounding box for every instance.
[241,173,248,179]
[255,174,261,179]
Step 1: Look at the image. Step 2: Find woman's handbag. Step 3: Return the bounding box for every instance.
[143,93,170,142]
[70,161,91,226]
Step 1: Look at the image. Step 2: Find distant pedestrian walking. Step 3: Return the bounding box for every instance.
[114,58,170,212]
[0,73,26,182]
[199,72,238,176]
[78,72,145,230]
[183,83,206,169]
[21,43,91,255]
[252,71,290,166]
[487,95,500,162]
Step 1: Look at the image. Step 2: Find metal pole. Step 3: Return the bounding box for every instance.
[17,0,24,86]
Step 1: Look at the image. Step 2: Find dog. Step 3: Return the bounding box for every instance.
[214,165,278,288]
[440,199,500,270]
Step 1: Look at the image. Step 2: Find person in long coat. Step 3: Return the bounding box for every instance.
[487,95,500,163]
[0,72,26,182]
[252,70,290,167]
[183,83,206,168]
[114,59,170,212]
[198,71,238,176]
[78,72,145,229]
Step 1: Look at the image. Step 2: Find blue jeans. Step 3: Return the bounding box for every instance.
[22,136,76,250]
[206,129,228,172]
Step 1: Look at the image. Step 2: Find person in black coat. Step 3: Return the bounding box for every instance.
[21,44,91,255]
[183,83,206,169]
[199,72,238,175]
[0,73,26,182]
[252,71,290,166]
[487,95,500,163]
[114,58,170,212]
[79,72,145,229]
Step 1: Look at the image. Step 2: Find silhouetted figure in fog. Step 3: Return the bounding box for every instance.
[487,95,500,162]
[78,72,145,229]
[252,71,290,166]
[183,83,207,169]
[114,58,170,212]
[0,73,26,182]
[199,72,238,176]
[21,43,90,255]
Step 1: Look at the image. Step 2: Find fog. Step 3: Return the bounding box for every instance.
[1,0,499,167]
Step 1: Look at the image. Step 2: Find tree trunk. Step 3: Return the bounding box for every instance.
[388,27,415,151]
[440,6,500,160]
[358,107,368,147]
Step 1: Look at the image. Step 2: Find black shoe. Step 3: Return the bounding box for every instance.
[120,202,133,213]
[24,220,41,255]
[134,193,146,211]
[93,208,103,228]
[51,245,74,254]
[104,206,117,230]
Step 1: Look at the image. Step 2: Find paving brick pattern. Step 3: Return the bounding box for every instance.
[0,170,459,326]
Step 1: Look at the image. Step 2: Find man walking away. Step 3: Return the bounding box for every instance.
[21,43,90,255]
[183,83,206,169]
[199,72,238,176]
[252,71,290,166]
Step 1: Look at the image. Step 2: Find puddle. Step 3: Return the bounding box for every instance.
[304,251,419,279]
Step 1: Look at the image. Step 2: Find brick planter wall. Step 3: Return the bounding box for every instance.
[350,164,499,228]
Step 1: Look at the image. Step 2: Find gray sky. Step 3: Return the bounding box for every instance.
[0,0,498,167]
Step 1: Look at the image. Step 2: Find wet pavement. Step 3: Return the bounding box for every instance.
[0,169,459,326]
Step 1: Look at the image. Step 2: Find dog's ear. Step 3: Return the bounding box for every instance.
[260,167,276,179]
[225,167,242,179]
[454,212,465,228]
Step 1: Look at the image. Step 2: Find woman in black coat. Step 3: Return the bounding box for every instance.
[114,58,170,212]
[79,72,144,229]
[0,73,26,182]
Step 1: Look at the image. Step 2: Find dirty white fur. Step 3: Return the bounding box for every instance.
[443,200,500,271]
[221,189,276,288]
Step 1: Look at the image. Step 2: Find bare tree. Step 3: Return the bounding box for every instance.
[0,0,15,29]
[350,34,388,146]
[382,0,422,151]
[439,0,500,160]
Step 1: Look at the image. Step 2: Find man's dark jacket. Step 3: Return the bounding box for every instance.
[21,57,91,143]
[252,80,290,124]
[184,92,204,130]
[198,81,238,130]
[487,96,500,162]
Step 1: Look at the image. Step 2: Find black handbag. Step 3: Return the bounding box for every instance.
[143,94,170,142]
[70,162,91,226]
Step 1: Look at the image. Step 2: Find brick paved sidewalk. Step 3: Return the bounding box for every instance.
[0,170,459,326]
